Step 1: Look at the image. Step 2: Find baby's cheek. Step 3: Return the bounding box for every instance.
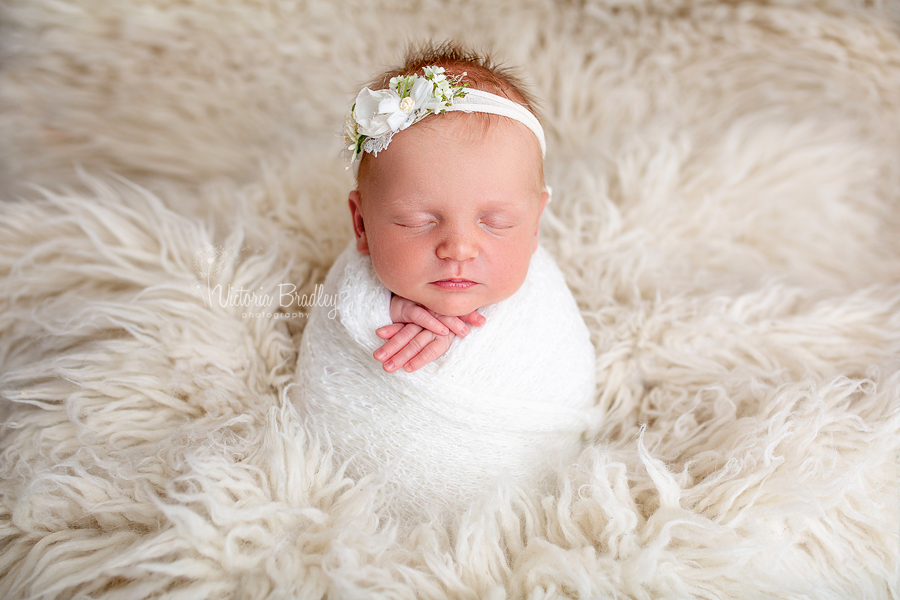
[379,264,428,307]
[494,260,531,302]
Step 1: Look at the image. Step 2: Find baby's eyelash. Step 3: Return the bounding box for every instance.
[480,220,515,229]
[395,221,431,228]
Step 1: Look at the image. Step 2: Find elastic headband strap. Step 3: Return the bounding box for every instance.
[443,89,546,157]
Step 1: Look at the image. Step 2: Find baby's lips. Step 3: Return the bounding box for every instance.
[430,279,478,290]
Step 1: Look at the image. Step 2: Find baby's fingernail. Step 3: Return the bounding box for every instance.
[374,349,385,360]
[441,326,449,335]
[384,361,394,371]
[404,364,413,372]
[460,325,469,335]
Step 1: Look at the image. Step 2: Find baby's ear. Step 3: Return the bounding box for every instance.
[348,191,369,254]
[533,189,550,252]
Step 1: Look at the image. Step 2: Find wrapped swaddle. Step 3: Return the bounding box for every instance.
[293,242,596,515]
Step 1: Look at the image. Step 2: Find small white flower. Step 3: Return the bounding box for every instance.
[423,65,445,79]
[399,96,416,113]
[434,79,452,102]
[353,87,399,138]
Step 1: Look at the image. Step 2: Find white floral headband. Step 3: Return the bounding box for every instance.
[342,65,546,167]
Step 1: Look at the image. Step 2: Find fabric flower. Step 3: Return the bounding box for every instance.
[381,76,435,131]
[352,88,398,137]
[405,77,435,114]
[343,66,469,165]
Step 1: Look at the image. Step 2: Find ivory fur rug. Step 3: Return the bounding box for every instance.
[1,0,899,598]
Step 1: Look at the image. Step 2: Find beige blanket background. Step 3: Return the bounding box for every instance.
[1,0,898,597]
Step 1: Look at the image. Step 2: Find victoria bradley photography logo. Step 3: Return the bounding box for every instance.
[194,244,337,319]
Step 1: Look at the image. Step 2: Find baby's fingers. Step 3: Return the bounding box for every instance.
[404,335,454,372]
[436,314,470,337]
[374,324,422,364]
[376,323,405,339]
[383,329,438,373]
[460,310,486,327]
[399,302,449,336]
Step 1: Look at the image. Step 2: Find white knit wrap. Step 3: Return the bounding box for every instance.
[293,243,596,515]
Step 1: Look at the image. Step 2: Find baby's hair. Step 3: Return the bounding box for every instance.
[366,40,543,124]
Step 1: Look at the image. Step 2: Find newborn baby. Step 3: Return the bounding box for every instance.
[294,43,596,516]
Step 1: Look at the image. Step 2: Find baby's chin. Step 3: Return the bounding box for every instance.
[420,302,481,318]
[409,290,499,318]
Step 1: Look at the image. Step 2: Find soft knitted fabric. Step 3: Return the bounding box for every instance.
[293,242,596,517]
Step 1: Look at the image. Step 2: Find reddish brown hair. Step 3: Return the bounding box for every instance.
[366,40,542,123]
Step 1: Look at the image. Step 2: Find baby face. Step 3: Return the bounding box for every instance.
[349,114,548,317]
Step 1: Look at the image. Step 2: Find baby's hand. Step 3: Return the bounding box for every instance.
[373,295,485,373]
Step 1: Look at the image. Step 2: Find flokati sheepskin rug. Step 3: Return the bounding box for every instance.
[1,0,899,598]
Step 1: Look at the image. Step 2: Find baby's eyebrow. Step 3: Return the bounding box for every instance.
[478,207,513,216]
[384,201,435,218]
[478,199,531,213]
[381,192,431,209]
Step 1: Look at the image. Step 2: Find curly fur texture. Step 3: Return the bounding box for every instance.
[0,0,898,598]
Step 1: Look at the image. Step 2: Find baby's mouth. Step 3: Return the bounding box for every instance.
[430,279,478,290]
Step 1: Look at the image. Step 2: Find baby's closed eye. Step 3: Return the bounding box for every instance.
[479,217,518,231]
[394,219,435,229]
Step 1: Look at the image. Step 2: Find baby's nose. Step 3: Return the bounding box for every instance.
[436,229,478,261]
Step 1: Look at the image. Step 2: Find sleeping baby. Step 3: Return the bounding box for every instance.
[293,42,596,517]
